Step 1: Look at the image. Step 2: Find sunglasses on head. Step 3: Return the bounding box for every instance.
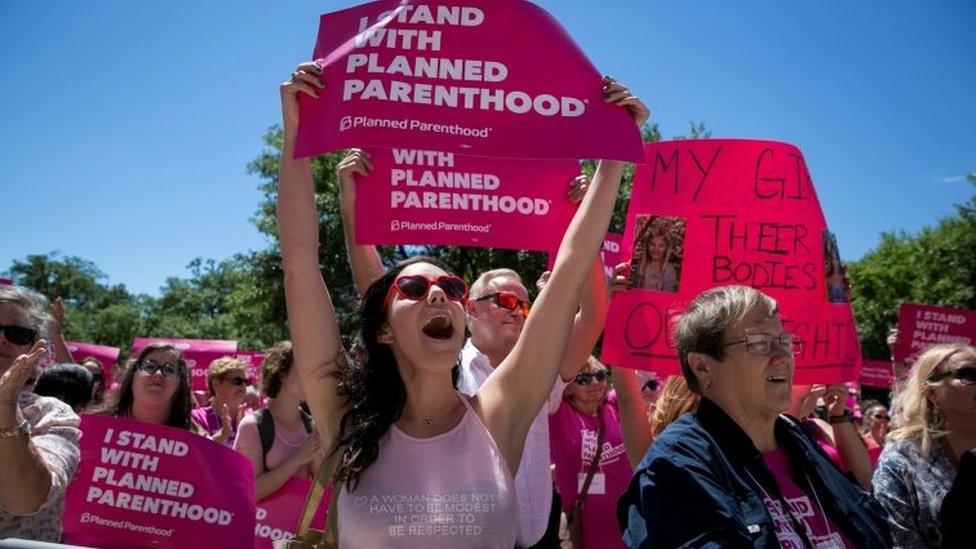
[574,370,609,385]
[383,275,468,310]
[928,367,976,384]
[137,359,184,379]
[0,324,38,346]
[475,292,531,318]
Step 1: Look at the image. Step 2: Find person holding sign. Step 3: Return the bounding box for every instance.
[0,285,80,542]
[872,343,976,548]
[97,343,195,431]
[618,285,890,548]
[278,60,645,547]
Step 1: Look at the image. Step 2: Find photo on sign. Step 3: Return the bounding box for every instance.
[630,215,686,293]
[823,230,851,303]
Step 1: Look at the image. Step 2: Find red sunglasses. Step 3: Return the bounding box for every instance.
[383,275,469,310]
[474,292,531,318]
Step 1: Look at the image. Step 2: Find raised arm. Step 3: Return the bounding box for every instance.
[476,79,649,469]
[49,298,74,364]
[337,149,387,296]
[557,258,610,381]
[277,62,347,449]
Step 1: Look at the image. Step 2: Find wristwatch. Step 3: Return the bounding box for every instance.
[828,410,854,425]
[0,419,32,438]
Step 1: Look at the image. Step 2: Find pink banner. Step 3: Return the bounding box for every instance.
[62,415,255,548]
[893,303,976,363]
[234,350,266,383]
[859,359,894,389]
[132,338,238,391]
[254,477,329,549]
[0,277,12,286]
[355,148,580,250]
[295,0,643,162]
[68,341,121,381]
[601,140,862,383]
[600,233,624,278]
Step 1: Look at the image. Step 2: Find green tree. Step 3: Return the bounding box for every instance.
[847,173,976,358]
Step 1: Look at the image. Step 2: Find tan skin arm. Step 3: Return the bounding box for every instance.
[276,62,348,451]
[474,80,650,472]
[337,149,388,297]
[821,384,873,490]
[49,298,74,364]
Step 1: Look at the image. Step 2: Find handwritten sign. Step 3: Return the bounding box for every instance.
[132,338,238,391]
[859,359,894,389]
[295,0,643,162]
[355,148,580,250]
[254,477,329,549]
[62,415,255,548]
[601,140,861,383]
[893,303,976,363]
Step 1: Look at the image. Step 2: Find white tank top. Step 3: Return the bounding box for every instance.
[336,393,517,548]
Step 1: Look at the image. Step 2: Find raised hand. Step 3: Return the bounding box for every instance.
[602,77,650,128]
[0,340,46,404]
[609,262,632,296]
[279,61,324,129]
[567,174,591,204]
[337,149,373,190]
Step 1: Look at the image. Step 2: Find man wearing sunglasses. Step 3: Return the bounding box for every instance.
[336,150,610,547]
[0,285,81,542]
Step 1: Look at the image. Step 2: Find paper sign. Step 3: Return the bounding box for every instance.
[254,477,329,549]
[601,140,861,383]
[355,148,580,250]
[67,342,121,381]
[295,0,643,162]
[859,359,894,389]
[600,233,624,278]
[234,350,266,383]
[893,303,976,363]
[62,415,255,549]
[0,277,12,286]
[132,338,238,391]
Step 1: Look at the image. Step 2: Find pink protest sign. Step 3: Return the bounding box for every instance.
[600,233,624,278]
[235,350,266,382]
[62,414,255,549]
[68,342,121,381]
[132,338,238,391]
[355,148,580,250]
[295,0,643,162]
[601,140,862,383]
[859,359,894,389]
[893,303,976,363]
[254,477,329,549]
[0,277,11,286]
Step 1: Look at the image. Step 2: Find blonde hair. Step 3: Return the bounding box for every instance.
[650,375,700,439]
[468,268,523,300]
[206,356,248,396]
[887,343,976,456]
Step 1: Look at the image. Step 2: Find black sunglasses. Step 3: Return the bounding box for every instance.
[574,370,609,385]
[0,324,38,346]
[641,379,660,392]
[929,367,976,384]
[226,376,250,387]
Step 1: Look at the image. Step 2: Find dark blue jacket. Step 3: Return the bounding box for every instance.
[617,398,891,548]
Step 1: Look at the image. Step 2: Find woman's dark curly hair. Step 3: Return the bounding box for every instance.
[96,343,194,430]
[332,256,461,490]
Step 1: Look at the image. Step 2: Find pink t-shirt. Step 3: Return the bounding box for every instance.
[549,391,633,549]
[336,394,516,548]
[760,448,853,548]
[233,410,315,480]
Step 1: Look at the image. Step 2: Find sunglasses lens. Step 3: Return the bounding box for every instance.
[574,374,590,385]
[437,277,467,301]
[2,325,37,346]
[955,368,976,383]
[496,293,518,310]
[396,277,431,300]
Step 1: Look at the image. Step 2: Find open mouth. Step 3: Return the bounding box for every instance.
[422,315,455,340]
[765,374,789,384]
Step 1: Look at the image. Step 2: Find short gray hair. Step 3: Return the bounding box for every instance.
[0,284,52,340]
[468,268,523,300]
[674,285,778,394]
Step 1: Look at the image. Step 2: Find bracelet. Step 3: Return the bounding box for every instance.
[827,410,854,425]
[0,419,31,438]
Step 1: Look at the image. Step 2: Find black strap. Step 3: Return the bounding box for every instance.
[256,408,315,473]
[573,407,606,513]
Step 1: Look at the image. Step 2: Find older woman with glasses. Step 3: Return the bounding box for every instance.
[872,343,976,548]
[98,343,194,431]
[0,285,80,542]
[619,285,890,547]
[192,356,250,446]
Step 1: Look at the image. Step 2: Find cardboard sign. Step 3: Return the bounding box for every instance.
[295,0,643,162]
[131,338,238,391]
[859,359,894,389]
[893,303,976,363]
[62,415,255,549]
[354,148,580,250]
[254,477,329,549]
[601,140,861,383]
[67,342,121,381]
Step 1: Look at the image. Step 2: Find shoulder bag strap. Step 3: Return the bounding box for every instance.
[573,407,606,512]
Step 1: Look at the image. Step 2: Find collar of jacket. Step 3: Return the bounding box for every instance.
[695,397,768,465]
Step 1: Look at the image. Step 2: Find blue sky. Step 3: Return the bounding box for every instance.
[2,1,973,296]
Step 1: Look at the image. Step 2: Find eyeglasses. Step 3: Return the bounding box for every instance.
[872,413,891,421]
[382,275,468,310]
[225,376,250,387]
[928,367,976,385]
[475,292,531,319]
[0,324,38,346]
[722,332,802,357]
[574,370,609,385]
[137,359,184,379]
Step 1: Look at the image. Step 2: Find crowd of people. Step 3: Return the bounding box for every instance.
[0,59,973,549]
